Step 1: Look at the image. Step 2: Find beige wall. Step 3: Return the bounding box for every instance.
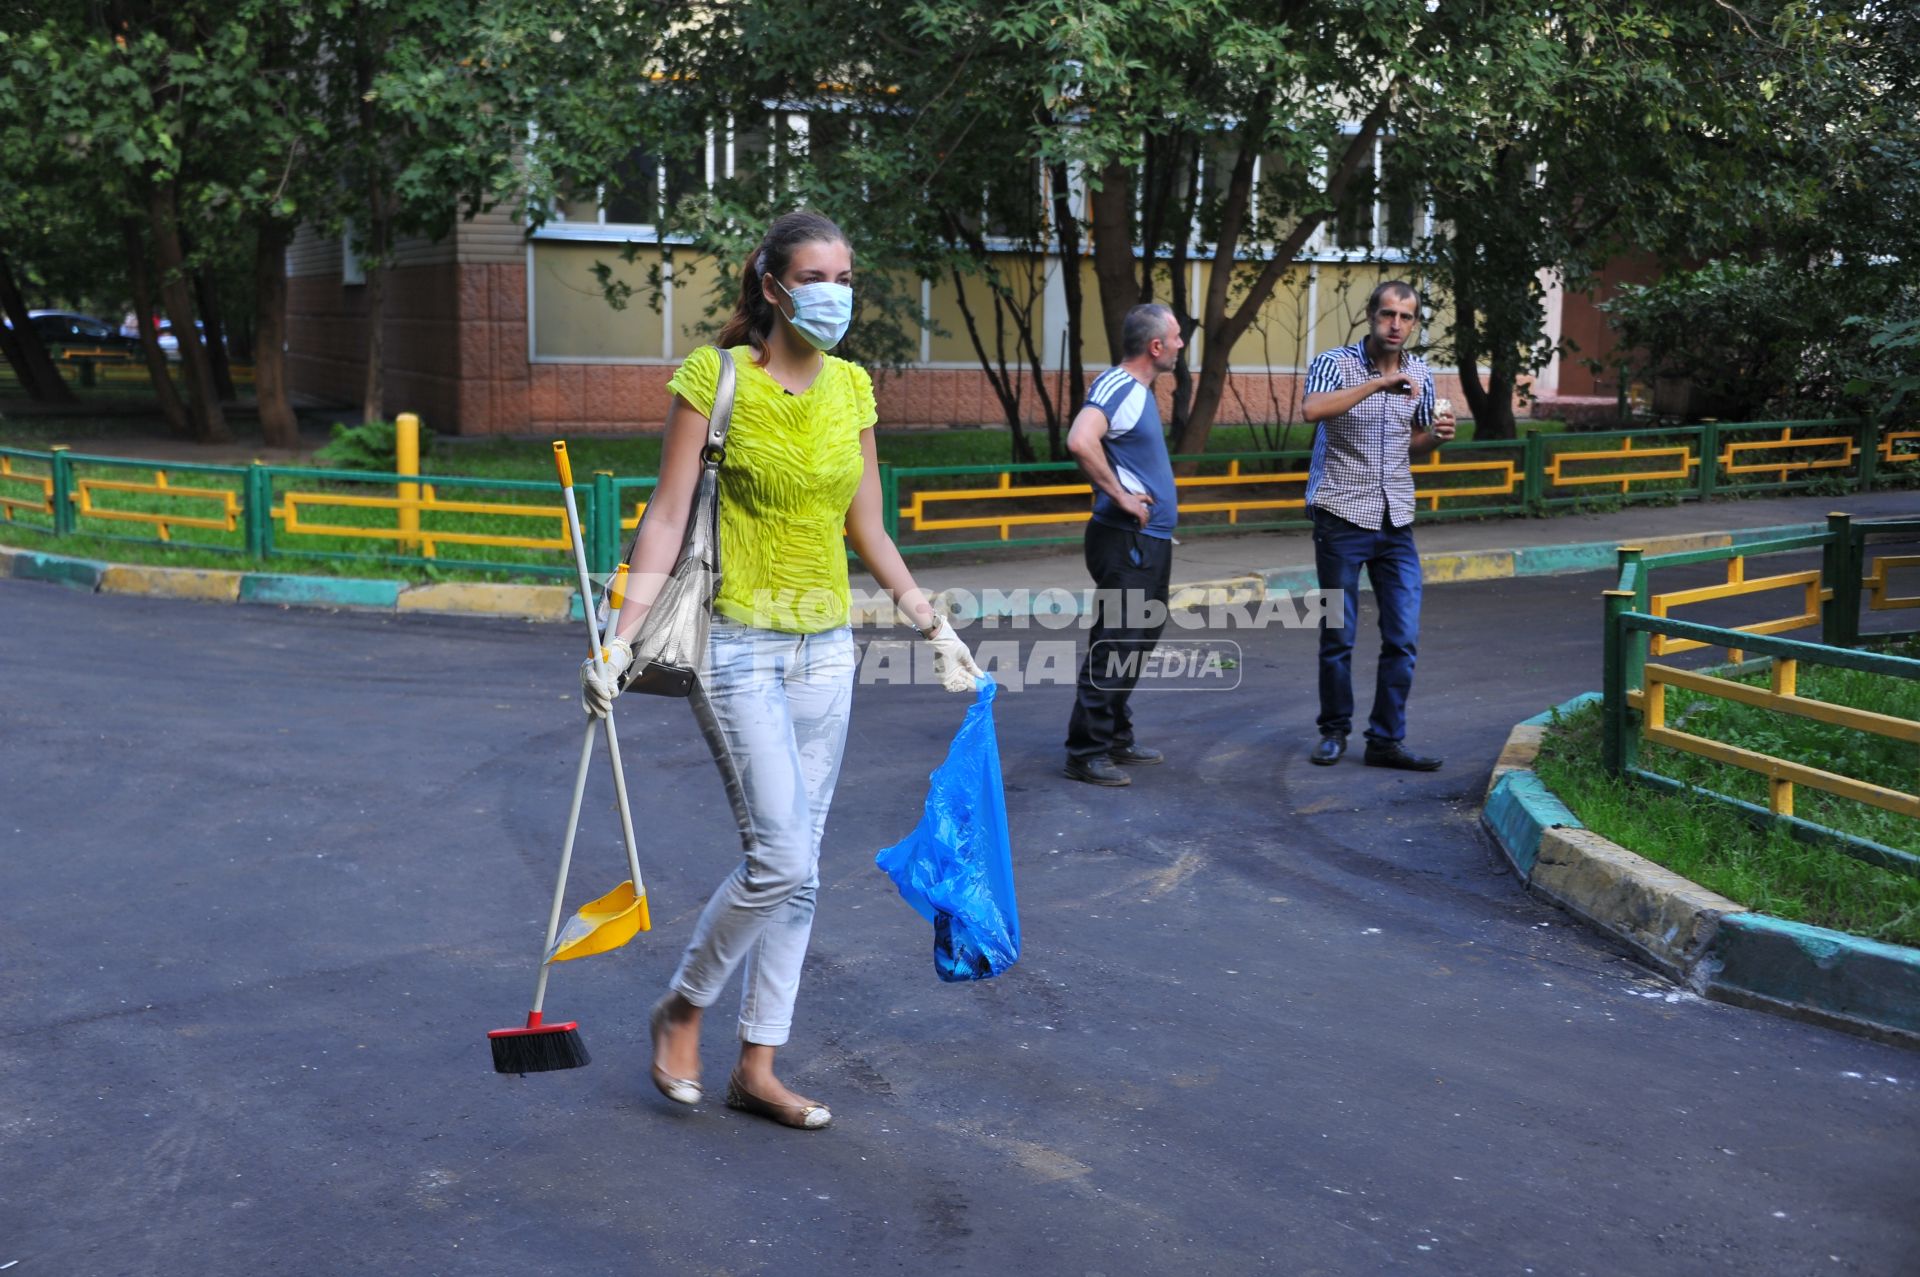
[289,231,1497,434]
[531,241,666,360]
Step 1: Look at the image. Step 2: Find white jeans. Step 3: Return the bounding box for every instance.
[669,620,855,1046]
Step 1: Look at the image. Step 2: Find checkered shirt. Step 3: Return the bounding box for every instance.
[1304,341,1435,530]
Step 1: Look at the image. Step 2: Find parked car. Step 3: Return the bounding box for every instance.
[18,310,142,352]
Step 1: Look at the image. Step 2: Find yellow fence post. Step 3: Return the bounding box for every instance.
[1769,657,1797,816]
[396,412,420,553]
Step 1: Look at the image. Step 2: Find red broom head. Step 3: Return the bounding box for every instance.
[489,1011,590,1074]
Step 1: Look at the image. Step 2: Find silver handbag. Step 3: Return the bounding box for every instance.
[618,350,736,697]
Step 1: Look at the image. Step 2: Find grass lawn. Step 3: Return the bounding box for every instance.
[1533,645,1920,947]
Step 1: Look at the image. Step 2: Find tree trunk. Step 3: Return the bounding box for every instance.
[253,220,300,448]
[1047,160,1086,457]
[121,218,192,437]
[359,237,386,424]
[147,181,230,443]
[192,264,237,402]
[0,249,77,403]
[1087,161,1137,364]
[1166,139,1202,438]
[1449,257,1517,440]
[1175,88,1397,454]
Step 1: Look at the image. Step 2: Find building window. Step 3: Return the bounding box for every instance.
[1329,133,1424,254]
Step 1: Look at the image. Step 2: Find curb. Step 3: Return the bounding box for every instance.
[4,545,587,623]
[1482,694,1920,1049]
[0,517,1835,626]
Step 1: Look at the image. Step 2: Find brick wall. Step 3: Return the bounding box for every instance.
[289,259,1475,436]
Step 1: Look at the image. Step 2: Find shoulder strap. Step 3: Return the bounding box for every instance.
[705,349,736,462]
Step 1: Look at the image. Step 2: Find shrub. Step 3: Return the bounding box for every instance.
[314,419,434,472]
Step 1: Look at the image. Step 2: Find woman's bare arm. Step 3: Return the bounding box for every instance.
[608,393,710,643]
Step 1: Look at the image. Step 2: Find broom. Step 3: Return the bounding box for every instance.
[489,444,634,1074]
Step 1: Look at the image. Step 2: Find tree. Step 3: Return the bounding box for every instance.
[976,0,1524,454]
[1412,3,1853,438]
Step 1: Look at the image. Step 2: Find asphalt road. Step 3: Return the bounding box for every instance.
[2,568,1915,1276]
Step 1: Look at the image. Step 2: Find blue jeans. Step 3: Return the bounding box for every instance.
[1312,507,1422,744]
[670,620,855,1046]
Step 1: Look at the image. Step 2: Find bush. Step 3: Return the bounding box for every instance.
[1603,258,1916,423]
[314,419,434,472]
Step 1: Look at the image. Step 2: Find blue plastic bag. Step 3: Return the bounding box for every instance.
[874,679,1020,981]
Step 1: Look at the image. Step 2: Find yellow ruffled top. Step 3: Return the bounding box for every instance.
[665,345,877,633]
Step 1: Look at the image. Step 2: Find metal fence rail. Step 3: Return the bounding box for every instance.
[4,418,1915,575]
[881,418,1917,554]
[1600,514,1920,876]
[0,445,652,580]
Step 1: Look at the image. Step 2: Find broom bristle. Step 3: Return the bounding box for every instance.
[490,1025,590,1074]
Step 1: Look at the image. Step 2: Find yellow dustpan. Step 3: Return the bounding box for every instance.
[546,879,651,964]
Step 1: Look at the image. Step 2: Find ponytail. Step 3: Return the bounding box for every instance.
[715,210,849,356]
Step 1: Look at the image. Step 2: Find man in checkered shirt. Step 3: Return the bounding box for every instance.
[1300,280,1458,770]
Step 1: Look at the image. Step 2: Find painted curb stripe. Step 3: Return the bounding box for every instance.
[240,574,404,609]
[1483,769,1581,879]
[1707,913,1920,1039]
[11,550,104,590]
[1519,691,1602,727]
[100,564,241,602]
[0,518,1869,626]
[1484,694,1919,1045]
[397,582,574,621]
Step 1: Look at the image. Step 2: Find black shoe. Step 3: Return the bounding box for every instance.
[1309,734,1347,766]
[1108,743,1163,766]
[1363,741,1443,771]
[1064,755,1132,786]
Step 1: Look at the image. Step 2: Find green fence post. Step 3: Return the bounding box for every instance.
[1522,432,1545,510]
[1618,546,1648,694]
[880,463,900,541]
[591,471,618,574]
[49,445,73,537]
[1858,416,1880,493]
[1822,510,1860,649]
[1698,423,1719,501]
[1602,588,1636,776]
[244,463,271,559]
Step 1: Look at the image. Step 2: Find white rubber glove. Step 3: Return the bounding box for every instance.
[924,617,985,693]
[579,636,633,717]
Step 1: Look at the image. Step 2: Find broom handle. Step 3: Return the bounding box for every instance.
[530,719,597,1015]
[552,444,648,895]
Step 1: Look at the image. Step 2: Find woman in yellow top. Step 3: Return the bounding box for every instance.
[579,211,984,1130]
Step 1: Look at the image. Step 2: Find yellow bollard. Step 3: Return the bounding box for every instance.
[395,412,421,554]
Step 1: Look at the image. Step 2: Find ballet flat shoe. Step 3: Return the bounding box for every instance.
[725,1070,831,1130]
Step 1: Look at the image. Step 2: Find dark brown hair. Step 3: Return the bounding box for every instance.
[1366,279,1419,318]
[715,211,850,353]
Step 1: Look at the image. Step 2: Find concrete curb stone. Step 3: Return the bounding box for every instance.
[1483,692,1920,1048]
[0,516,1838,626]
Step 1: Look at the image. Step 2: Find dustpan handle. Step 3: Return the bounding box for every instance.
[552,441,648,898]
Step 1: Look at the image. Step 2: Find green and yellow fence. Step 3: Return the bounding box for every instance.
[0,416,656,581]
[884,417,1919,553]
[2,416,1915,578]
[1601,512,1920,877]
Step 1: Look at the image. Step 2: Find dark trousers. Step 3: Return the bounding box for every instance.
[1312,507,1422,744]
[1066,520,1173,761]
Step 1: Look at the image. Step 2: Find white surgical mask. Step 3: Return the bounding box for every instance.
[773,278,854,351]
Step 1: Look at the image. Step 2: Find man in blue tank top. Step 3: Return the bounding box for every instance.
[1062,303,1184,786]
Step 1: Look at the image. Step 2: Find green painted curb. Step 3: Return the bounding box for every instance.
[1484,770,1581,879]
[1482,695,1920,1048]
[1519,691,1602,727]
[12,549,104,590]
[1512,540,1617,577]
[1707,913,1920,1044]
[0,516,1873,627]
[240,573,404,609]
